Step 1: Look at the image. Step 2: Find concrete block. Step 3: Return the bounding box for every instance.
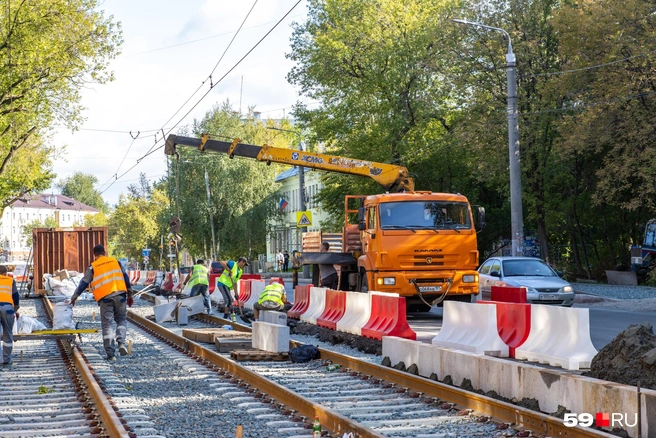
[260,310,287,326]
[252,321,289,353]
[179,295,205,316]
[153,302,177,323]
[382,336,419,370]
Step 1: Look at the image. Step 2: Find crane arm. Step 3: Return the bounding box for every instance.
[165,134,414,192]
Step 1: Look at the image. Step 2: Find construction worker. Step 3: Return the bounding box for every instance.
[216,257,248,320]
[71,245,134,362]
[253,282,292,321]
[319,241,339,289]
[178,259,211,314]
[0,265,19,366]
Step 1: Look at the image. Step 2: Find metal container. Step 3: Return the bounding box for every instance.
[33,227,108,291]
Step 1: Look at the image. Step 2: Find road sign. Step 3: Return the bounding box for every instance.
[142,249,151,257]
[296,211,312,227]
[143,256,149,263]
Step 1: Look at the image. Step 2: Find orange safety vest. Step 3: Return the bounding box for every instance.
[0,275,13,306]
[90,256,127,302]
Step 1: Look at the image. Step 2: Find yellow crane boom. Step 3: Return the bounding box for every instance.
[165,134,415,192]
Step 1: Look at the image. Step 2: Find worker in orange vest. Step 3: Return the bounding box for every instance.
[71,245,134,362]
[0,265,19,366]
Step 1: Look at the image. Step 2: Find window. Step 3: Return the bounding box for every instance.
[367,207,377,229]
[479,260,494,275]
[490,260,501,274]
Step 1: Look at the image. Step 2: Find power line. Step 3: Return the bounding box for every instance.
[526,49,656,78]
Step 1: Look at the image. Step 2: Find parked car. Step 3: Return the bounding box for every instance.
[477,256,574,307]
[179,266,192,275]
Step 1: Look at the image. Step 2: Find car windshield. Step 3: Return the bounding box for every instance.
[379,201,471,230]
[502,259,556,277]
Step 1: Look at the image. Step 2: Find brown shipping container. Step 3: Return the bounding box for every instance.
[33,227,108,291]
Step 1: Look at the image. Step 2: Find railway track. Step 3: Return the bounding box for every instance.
[1,297,129,438]
[127,293,614,438]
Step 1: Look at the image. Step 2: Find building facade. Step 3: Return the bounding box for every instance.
[265,168,330,270]
[1,194,100,261]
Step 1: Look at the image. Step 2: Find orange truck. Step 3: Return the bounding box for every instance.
[165,134,485,311]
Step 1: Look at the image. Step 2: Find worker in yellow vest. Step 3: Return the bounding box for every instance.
[216,257,248,320]
[0,265,19,366]
[253,282,292,321]
[178,260,211,314]
[71,245,133,362]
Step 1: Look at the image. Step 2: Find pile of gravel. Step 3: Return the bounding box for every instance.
[585,323,656,390]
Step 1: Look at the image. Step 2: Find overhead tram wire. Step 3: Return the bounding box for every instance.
[142,0,260,159]
[105,0,303,192]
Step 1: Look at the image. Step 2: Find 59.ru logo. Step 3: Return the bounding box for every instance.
[563,413,638,428]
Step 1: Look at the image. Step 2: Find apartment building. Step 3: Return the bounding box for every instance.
[1,194,100,261]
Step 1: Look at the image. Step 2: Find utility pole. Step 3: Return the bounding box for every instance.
[204,165,217,261]
[453,19,524,256]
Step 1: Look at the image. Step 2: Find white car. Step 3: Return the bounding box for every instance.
[478,256,574,307]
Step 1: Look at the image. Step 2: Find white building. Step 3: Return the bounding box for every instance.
[265,168,331,269]
[1,194,100,261]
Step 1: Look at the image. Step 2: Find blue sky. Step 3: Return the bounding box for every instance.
[51,0,309,206]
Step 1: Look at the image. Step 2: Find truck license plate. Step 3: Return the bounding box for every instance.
[419,286,442,292]
[539,294,558,300]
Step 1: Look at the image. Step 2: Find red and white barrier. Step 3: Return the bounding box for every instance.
[244,280,265,310]
[137,271,148,286]
[237,280,252,305]
[300,287,327,325]
[316,289,346,330]
[335,291,378,335]
[431,301,508,356]
[477,301,531,358]
[287,285,311,319]
[514,305,598,370]
[361,293,416,340]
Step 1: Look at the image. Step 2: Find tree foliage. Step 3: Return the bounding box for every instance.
[0,1,121,211]
[56,172,108,213]
[165,101,289,261]
[287,0,656,278]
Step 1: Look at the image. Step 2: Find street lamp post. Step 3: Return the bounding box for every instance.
[204,166,217,260]
[267,127,309,277]
[453,19,524,256]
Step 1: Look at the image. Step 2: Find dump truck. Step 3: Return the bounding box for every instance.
[165,134,485,311]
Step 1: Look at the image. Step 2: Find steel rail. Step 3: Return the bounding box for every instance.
[42,296,131,438]
[194,311,615,438]
[144,296,615,437]
[128,309,385,438]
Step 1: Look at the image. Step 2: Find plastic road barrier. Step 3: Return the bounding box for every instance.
[431,301,508,356]
[300,287,327,325]
[316,289,346,330]
[491,286,527,303]
[244,280,265,310]
[477,301,531,358]
[287,284,311,319]
[514,305,598,370]
[361,293,416,340]
[237,279,252,304]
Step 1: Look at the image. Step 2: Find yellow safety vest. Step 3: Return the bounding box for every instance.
[90,256,127,302]
[257,283,285,306]
[217,262,242,289]
[0,275,14,306]
[187,264,209,287]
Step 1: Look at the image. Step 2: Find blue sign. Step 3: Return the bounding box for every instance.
[142,249,151,257]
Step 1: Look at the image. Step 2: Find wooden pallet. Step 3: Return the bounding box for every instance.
[230,349,289,361]
[215,338,252,353]
[182,328,252,344]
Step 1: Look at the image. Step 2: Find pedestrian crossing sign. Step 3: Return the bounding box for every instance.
[296,211,312,227]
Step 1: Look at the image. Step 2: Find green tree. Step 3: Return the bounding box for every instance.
[0,1,121,210]
[56,172,109,213]
[166,102,287,261]
[22,216,58,246]
[108,188,168,263]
